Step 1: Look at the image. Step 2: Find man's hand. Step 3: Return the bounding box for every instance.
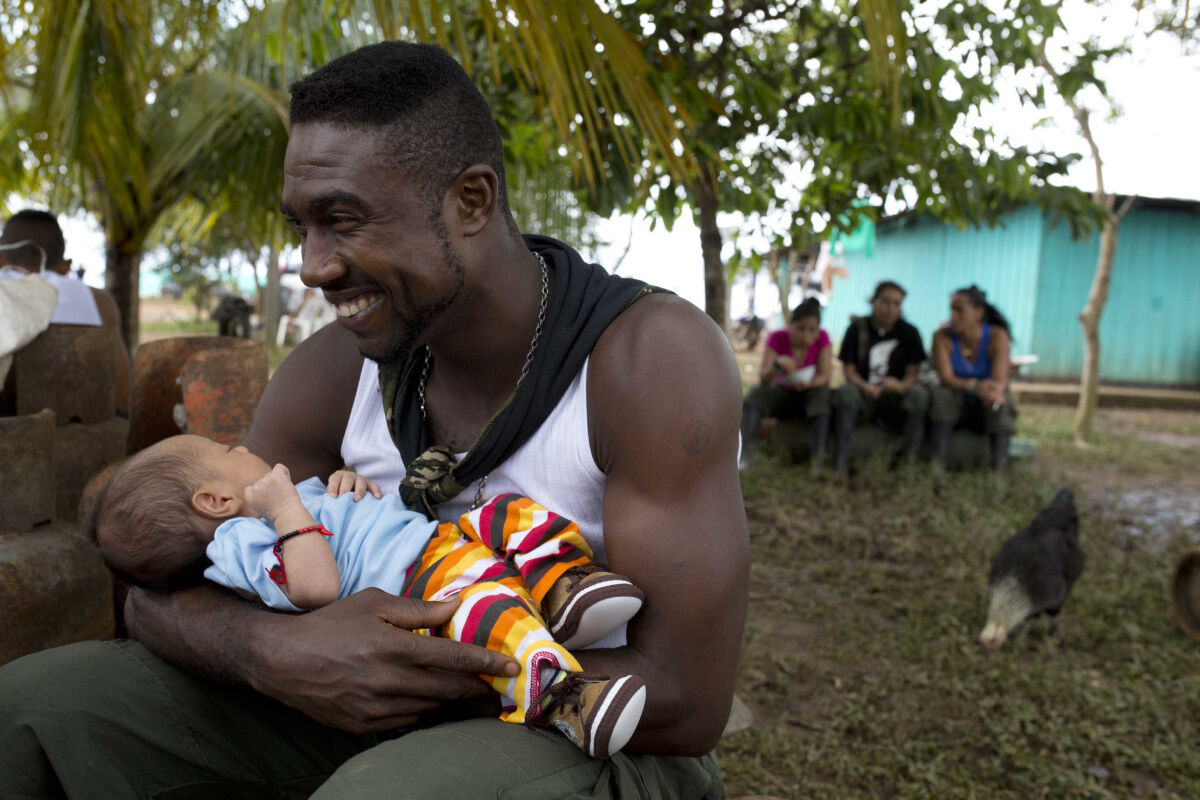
[862,382,884,399]
[327,470,383,501]
[247,590,519,733]
[880,376,904,393]
[245,464,305,520]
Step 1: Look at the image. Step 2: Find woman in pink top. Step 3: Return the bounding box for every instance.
[739,298,833,474]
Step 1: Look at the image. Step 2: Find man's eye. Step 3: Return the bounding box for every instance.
[330,216,358,230]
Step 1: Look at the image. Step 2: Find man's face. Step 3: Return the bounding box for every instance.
[280,123,466,364]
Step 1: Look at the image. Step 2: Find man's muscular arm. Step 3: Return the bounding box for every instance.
[579,294,749,756]
[126,324,517,732]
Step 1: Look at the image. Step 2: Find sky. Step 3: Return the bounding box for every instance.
[48,0,1200,321]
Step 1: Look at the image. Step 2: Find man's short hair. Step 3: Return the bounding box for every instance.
[1,209,65,269]
[289,41,511,219]
[88,448,211,593]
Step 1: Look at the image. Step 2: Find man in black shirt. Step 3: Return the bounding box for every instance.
[833,280,930,475]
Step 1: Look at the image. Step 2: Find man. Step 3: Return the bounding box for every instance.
[0,42,748,798]
[0,209,131,416]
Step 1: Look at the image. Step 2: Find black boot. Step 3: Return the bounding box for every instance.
[739,405,763,471]
[809,414,830,477]
[902,412,926,463]
[990,434,1011,472]
[930,422,952,475]
[833,410,856,478]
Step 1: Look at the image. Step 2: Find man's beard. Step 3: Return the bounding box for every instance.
[368,233,465,367]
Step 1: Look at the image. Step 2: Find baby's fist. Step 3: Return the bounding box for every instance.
[245,464,301,518]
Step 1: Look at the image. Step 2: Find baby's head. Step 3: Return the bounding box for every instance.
[89,434,272,591]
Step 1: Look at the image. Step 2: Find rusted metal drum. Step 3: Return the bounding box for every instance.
[0,409,55,531]
[0,408,116,666]
[8,325,116,424]
[53,417,130,523]
[127,336,268,452]
[0,520,114,666]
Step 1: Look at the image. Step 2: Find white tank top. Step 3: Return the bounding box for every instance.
[340,359,625,648]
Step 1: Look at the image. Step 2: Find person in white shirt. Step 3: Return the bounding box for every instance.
[0,209,131,416]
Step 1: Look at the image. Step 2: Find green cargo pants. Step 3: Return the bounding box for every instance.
[929,385,1017,435]
[0,640,725,799]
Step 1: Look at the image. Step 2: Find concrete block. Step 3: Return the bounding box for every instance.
[0,521,114,666]
[0,409,55,531]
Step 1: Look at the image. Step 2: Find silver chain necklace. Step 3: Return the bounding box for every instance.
[418,251,549,509]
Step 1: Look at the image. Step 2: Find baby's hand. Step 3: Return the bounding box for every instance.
[327,470,383,501]
[245,464,304,519]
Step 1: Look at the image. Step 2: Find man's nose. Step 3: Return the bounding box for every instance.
[299,238,346,288]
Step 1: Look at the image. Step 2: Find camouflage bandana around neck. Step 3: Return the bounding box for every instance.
[380,234,664,519]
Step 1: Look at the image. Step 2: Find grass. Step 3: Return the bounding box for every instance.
[717,404,1200,799]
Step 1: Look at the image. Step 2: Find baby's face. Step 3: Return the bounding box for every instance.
[160,435,273,497]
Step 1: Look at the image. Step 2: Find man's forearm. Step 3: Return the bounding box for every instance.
[125,583,268,686]
[574,646,716,756]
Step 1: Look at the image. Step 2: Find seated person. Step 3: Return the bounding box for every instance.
[0,209,131,416]
[739,298,832,474]
[929,285,1017,472]
[832,280,930,475]
[90,434,649,759]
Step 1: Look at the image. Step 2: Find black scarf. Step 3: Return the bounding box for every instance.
[380,234,664,518]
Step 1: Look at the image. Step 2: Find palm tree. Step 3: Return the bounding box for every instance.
[0,0,699,347]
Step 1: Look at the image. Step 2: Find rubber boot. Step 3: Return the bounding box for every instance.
[930,422,952,475]
[902,412,925,464]
[833,410,856,478]
[739,405,763,471]
[990,433,1011,472]
[809,413,830,477]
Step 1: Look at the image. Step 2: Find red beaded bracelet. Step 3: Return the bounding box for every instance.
[267,525,334,586]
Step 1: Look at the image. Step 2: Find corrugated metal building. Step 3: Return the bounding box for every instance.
[824,197,1200,387]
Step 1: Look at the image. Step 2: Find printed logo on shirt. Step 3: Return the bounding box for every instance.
[867,339,899,385]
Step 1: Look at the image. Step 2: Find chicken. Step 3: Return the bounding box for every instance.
[979,488,1085,652]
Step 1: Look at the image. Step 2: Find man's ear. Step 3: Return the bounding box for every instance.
[451,165,498,236]
[192,488,244,520]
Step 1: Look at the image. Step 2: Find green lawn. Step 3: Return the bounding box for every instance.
[718,404,1200,799]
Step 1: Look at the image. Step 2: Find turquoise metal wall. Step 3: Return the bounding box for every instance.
[826,205,1044,353]
[1032,204,1200,385]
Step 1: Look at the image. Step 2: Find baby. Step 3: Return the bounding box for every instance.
[89,434,648,759]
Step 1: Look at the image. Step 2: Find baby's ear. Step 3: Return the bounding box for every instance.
[192,488,242,519]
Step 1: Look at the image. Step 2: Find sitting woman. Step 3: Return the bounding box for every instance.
[739,298,832,474]
[832,280,930,476]
[929,285,1018,472]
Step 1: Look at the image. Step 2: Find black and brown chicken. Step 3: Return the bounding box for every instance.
[979,488,1086,652]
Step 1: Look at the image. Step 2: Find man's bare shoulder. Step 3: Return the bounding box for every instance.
[592,292,734,378]
[589,293,741,468]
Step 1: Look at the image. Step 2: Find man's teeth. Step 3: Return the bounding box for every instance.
[335,293,380,318]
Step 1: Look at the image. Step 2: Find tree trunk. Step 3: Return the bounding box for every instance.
[262,244,282,349]
[694,178,728,330]
[1073,194,1131,445]
[106,246,141,352]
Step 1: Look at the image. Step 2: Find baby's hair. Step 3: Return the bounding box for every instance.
[871,280,906,301]
[954,284,1011,335]
[790,297,822,323]
[88,444,212,592]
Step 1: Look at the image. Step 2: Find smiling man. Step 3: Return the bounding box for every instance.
[0,42,748,799]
